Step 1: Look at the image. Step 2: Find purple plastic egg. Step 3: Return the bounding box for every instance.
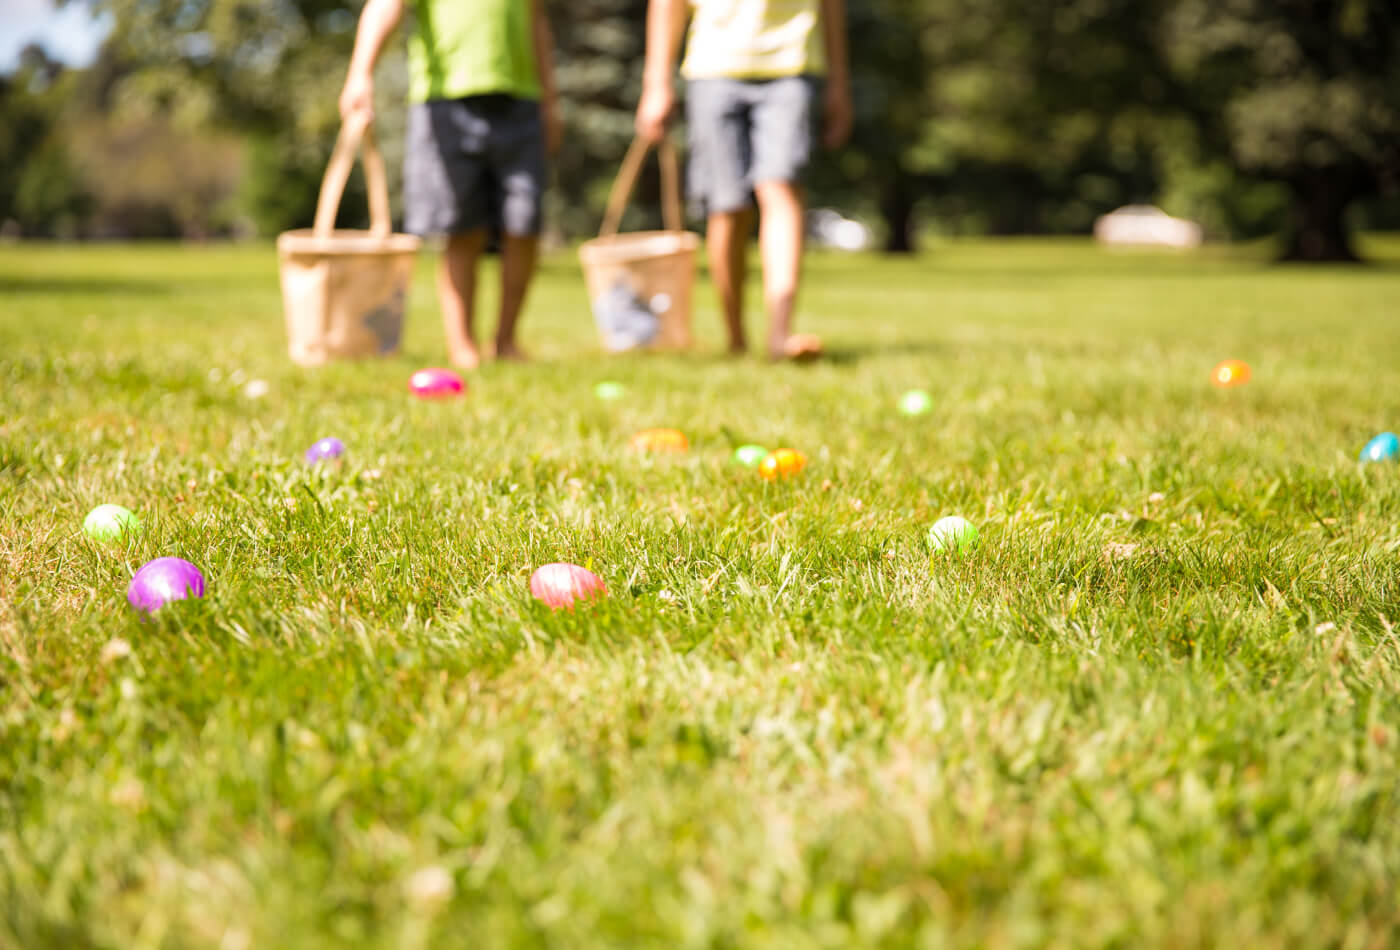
[409,368,465,399]
[127,557,207,613]
[305,437,346,464]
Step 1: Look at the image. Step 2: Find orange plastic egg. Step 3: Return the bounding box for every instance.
[1211,359,1251,388]
[759,448,807,481]
[630,427,689,453]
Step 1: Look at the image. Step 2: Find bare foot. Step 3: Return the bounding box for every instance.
[491,340,530,362]
[768,333,824,363]
[727,340,747,358]
[449,343,482,370]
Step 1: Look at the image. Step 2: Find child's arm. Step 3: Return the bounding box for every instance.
[819,0,852,148]
[531,0,561,154]
[339,0,406,121]
[635,0,688,144]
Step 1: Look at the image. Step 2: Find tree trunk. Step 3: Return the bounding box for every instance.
[880,171,917,254]
[1279,171,1361,263]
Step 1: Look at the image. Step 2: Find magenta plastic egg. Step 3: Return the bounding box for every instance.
[127,557,206,613]
[409,368,465,399]
[529,563,608,610]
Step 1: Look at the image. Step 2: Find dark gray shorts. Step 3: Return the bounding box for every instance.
[685,76,818,218]
[404,95,546,237]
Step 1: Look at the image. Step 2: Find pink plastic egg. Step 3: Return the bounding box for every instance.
[529,563,608,610]
[409,368,465,399]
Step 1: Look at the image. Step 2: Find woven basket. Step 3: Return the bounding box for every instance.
[579,138,698,352]
[276,115,420,367]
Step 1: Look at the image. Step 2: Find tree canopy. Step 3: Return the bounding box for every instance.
[1,0,1394,258]
[1160,0,1400,260]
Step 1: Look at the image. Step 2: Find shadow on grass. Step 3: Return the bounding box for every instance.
[0,275,175,298]
[820,340,949,365]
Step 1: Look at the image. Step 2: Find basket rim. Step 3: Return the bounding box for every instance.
[579,231,699,265]
[580,229,700,252]
[278,229,421,255]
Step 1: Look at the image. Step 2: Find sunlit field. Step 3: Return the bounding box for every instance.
[2,237,1400,947]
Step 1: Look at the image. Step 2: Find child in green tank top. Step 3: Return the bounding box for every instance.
[341,0,559,368]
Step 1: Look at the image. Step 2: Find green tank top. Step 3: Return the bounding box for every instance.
[408,0,541,103]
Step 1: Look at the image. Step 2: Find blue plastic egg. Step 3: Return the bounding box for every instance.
[1360,432,1399,464]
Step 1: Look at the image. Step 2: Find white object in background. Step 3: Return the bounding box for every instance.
[807,208,872,252]
[1094,205,1203,249]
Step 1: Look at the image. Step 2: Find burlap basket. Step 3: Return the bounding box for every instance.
[579,138,698,352]
[276,115,420,366]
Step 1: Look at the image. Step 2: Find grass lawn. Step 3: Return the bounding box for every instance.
[2,236,1400,948]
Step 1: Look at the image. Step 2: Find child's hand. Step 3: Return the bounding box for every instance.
[822,82,853,149]
[635,84,674,144]
[339,71,375,122]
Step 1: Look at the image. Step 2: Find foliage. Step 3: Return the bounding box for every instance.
[12,0,1399,251]
[81,0,659,237]
[3,241,1400,944]
[65,114,245,238]
[547,0,651,238]
[240,131,362,238]
[11,134,93,239]
[0,42,244,239]
[81,0,367,234]
[0,49,94,237]
[895,0,1398,256]
[1158,0,1400,260]
[806,0,928,250]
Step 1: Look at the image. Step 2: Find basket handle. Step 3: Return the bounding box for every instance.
[599,137,684,238]
[313,112,392,238]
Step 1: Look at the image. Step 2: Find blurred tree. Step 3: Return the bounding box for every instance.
[14,135,94,238]
[0,45,95,237]
[907,0,1185,237]
[83,0,656,238]
[0,63,54,227]
[44,0,1399,253]
[1160,0,1400,261]
[803,0,928,252]
[547,0,649,239]
[903,0,1396,258]
[84,0,380,233]
[806,0,1185,248]
[64,115,244,238]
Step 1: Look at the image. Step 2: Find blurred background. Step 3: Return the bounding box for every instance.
[1,0,1396,260]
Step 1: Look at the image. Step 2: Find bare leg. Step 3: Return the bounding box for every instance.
[754,181,818,360]
[438,230,488,369]
[706,208,754,354]
[494,233,538,361]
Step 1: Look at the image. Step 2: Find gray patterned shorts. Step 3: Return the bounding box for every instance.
[684,76,819,218]
[403,94,546,237]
